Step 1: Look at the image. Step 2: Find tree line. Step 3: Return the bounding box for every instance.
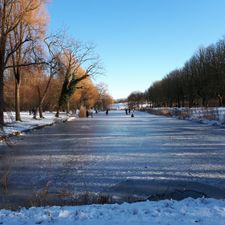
[128,37,225,108]
[0,0,113,128]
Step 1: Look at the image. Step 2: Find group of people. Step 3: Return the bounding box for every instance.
[125,108,134,117]
[86,108,97,118]
[105,108,135,117]
[80,108,135,117]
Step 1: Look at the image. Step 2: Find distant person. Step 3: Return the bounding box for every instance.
[86,110,89,118]
[131,113,134,117]
[90,108,94,118]
[128,108,131,114]
[125,108,128,115]
[106,109,109,115]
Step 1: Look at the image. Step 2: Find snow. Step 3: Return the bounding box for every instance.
[110,103,128,110]
[0,198,225,224]
[147,107,225,126]
[0,111,77,139]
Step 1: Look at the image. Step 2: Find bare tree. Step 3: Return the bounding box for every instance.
[34,35,63,118]
[95,82,113,111]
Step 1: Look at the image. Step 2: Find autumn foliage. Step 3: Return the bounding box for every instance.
[0,0,112,126]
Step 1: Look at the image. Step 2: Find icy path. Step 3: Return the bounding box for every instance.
[1,198,225,225]
[1,111,225,208]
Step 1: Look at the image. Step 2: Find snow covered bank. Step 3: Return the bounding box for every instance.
[145,107,225,126]
[0,198,225,225]
[0,112,77,140]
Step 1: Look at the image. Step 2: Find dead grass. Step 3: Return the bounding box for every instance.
[1,169,10,193]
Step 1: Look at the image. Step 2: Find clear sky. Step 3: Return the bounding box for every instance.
[47,0,225,99]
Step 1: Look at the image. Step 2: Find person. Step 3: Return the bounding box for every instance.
[125,108,128,115]
[128,108,131,114]
[86,109,89,117]
[106,109,109,115]
[131,113,134,117]
[90,108,94,118]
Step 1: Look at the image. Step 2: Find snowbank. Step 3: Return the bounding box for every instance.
[146,107,225,126]
[0,198,225,225]
[0,112,77,140]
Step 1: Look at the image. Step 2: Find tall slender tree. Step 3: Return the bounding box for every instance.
[0,0,47,127]
[8,0,48,121]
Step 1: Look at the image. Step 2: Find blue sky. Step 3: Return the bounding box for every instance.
[48,0,225,99]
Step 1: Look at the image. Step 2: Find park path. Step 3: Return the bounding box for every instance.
[1,110,225,208]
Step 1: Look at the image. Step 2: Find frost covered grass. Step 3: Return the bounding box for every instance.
[0,112,77,140]
[0,198,225,225]
[146,107,225,126]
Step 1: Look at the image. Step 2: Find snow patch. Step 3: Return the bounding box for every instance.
[0,198,225,224]
[0,112,77,141]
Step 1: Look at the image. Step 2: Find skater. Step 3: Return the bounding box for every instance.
[90,108,94,118]
[86,109,89,117]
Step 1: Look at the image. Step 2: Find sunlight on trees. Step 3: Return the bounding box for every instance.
[0,0,112,128]
[140,38,225,108]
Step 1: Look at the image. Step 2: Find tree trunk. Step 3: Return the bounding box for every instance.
[0,37,6,128]
[66,101,70,114]
[15,80,22,121]
[218,94,223,107]
[0,66,4,128]
[188,96,194,108]
[37,72,54,119]
[181,97,185,107]
[37,86,44,118]
[33,108,37,119]
[177,96,181,108]
[55,108,60,117]
[39,105,43,118]
[202,96,208,107]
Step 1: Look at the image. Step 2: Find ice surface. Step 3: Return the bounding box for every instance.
[1,111,225,208]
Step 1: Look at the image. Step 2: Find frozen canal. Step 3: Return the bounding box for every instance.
[1,110,225,208]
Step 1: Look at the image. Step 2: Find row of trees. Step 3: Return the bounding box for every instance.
[127,91,146,109]
[147,38,225,107]
[0,0,113,128]
[128,37,225,108]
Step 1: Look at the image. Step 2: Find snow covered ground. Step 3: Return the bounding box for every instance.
[0,111,77,139]
[0,198,225,225]
[146,107,225,126]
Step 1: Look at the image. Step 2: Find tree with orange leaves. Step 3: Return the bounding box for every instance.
[8,0,48,121]
[55,40,102,117]
[0,0,48,126]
